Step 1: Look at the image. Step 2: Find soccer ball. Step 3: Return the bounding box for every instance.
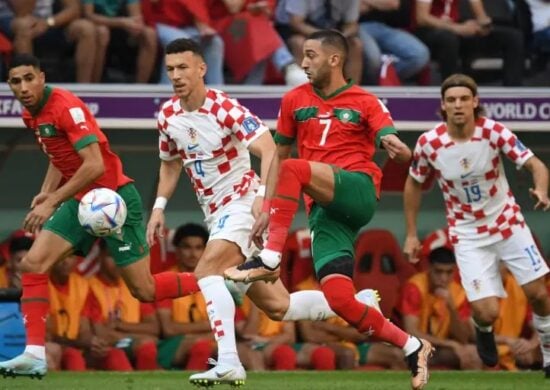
[78,188,127,237]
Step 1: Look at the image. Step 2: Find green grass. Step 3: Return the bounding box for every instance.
[0,370,546,390]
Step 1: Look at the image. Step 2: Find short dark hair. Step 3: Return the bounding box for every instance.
[8,53,41,72]
[165,38,204,60]
[307,29,349,61]
[440,73,485,120]
[428,247,456,265]
[172,223,209,247]
[9,236,34,255]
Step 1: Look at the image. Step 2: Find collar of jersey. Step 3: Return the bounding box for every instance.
[31,85,53,117]
[313,79,354,100]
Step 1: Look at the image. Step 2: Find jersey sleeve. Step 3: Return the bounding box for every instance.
[58,105,99,152]
[274,93,296,145]
[409,134,433,183]
[366,97,398,147]
[157,110,180,161]
[493,125,534,168]
[219,95,269,147]
[399,282,423,317]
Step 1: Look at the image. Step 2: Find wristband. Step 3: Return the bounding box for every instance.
[153,196,167,210]
[256,185,266,197]
[261,199,271,213]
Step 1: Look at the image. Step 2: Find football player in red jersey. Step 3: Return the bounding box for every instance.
[225,30,433,390]
[0,54,199,379]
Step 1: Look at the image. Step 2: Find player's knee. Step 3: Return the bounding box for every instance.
[526,285,550,309]
[474,308,499,325]
[20,254,49,274]
[128,282,155,302]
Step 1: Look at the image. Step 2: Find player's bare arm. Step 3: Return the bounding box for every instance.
[31,162,63,208]
[146,158,183,246]
[248,143,292,249]
[24,142,105,234]
[380,134,412,163]
[523,156,550,211]
[247,131,276,218]
[403,175,423,263]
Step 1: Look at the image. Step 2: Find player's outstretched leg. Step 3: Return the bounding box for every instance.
[0,353,47,379]
[189,358,246,388]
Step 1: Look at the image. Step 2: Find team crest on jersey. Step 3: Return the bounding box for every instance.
[187,128,199,150]
[459,158,470,171]
[243,117,260,134]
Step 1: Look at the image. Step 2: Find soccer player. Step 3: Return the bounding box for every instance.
[146,37,380,387]
[403,73,550,377]
[224,30,434,390]
[0,54,201,379]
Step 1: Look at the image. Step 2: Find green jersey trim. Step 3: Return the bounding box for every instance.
[32,86,53,117]
[293,106,319,122]
[313,79,354,100]
[333,108,361,125]
[375,126,398,148]
[273,132,294,145]
[73,134,99,151]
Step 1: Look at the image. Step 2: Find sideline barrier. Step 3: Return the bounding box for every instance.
[1,85,549,131]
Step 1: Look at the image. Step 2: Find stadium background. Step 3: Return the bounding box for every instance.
[0,85,548,253]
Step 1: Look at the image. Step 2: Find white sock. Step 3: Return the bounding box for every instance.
[282,290,336,321]
[533,313,550,367]
[198,275,240,367]
[24,345,46,360]
[259,248,282,269]
[403,336,422,356]
[473,319,493,333]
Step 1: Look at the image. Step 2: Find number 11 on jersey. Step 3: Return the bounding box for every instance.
[319,119,331,146]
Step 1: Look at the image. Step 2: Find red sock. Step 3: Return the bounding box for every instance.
[266,159,311,253]
[135,342,158,370]
[62,347,86,371]
[21,273,49,346]
[153,272,199,300]
[321,276,408,348]
[103,348,133,371]
[271,344,296,370]
[311,346,335,370]
[186,339,213,370]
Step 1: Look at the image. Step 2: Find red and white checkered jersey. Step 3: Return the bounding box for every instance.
[157,89,269,216]
[410,117,534,247]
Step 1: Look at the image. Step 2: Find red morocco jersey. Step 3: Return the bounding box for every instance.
[275,82,397,201]
[22,86,132,199]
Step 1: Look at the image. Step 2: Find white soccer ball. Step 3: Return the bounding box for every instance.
[78,188,127,237]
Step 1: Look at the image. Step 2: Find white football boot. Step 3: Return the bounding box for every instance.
[355,288,382,313]
[0,352,47,379]
[189,358,246,387]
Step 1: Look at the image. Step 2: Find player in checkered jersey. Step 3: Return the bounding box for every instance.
[404,74,550,377]
[145,38,380,387]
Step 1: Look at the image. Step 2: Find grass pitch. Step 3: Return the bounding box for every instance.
[0,370,545,390]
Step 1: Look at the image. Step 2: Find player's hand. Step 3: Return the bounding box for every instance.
[510,338,536,356]
[248,212,269,249]
[24,197,57,234]
[529,188,550,211]
[90,336,109,358]
[251,195,263,218]
[403,235,422,263]
[146,209,165,246]
[31,192,50,208]
[381,134,411,163]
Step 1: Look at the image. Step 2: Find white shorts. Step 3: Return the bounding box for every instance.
[455,224,549,302]
[205,192,260,259]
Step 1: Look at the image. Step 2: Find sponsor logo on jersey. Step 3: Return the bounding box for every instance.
[187,127,200,150]
[243,117,260,133]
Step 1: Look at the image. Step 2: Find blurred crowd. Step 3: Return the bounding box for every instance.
[0,0,548,86]
[0,225,548,372]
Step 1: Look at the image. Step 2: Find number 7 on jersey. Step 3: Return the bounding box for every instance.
[319,119,331,146]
